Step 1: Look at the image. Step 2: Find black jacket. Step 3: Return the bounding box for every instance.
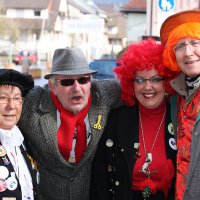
[0,143,37,199]
[90,103,176,200]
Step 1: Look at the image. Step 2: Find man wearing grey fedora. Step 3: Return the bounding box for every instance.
[18,47,120,200]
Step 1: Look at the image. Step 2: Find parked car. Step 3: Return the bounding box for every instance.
[13,50,38,65]
[89,59,116,79]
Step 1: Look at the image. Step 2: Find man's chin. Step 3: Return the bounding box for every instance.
[71,106,84,115]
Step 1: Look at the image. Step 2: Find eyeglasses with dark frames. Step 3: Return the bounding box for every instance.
[56,76,91,86]
[133,76,165,84]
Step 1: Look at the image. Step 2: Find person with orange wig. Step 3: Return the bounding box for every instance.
[161,9,200,200]
[90,38,176,200]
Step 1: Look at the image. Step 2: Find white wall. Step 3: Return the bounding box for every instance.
[127,13,146,43]
[6,8,48,19]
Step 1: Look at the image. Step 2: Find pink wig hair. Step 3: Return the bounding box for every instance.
[114,38,174,106]
[163,22,200,73]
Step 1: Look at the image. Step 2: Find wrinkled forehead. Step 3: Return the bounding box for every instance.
[175,38,198,44]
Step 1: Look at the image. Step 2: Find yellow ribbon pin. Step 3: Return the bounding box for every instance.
[94,115,102,130]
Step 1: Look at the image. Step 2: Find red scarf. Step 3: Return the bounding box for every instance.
[50,92,91,164]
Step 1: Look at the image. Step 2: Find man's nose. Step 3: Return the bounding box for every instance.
[72,80,81,89]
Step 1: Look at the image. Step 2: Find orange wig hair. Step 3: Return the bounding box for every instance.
[114,38,174,106]
[163,22,200,73]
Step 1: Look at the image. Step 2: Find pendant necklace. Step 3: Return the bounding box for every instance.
[139,107,166,176]
[139,107,166,199]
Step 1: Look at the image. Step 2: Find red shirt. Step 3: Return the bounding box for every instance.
[132,102,174,198]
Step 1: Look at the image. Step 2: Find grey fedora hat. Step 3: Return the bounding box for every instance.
[44,47,97,79]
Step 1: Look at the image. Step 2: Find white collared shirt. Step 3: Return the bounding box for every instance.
[0,125,34,200]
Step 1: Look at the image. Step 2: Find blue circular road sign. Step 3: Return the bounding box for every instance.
[158,0,175,12]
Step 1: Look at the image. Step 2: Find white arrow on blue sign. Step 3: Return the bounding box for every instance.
[158,0,175,12]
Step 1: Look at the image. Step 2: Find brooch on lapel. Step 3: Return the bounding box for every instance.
[0,145,10,165]
[169,138,177,150]
[26,153,38,171]
[94,115,102,130]
[168,123,174,135]
[167,123,177,150]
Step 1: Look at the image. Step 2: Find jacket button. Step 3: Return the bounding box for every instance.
[121,148,124,152]
[115,181,119,186]
[108,165,112,172]
[106,139,113,147]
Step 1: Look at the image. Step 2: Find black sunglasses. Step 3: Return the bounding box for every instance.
[56,76,91,86]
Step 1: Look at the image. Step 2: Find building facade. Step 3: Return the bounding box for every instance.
[0,0,109,66]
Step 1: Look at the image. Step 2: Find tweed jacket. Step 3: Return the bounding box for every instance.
[170,73,200,200]
[18,79,120,200]
[90,103,176,200]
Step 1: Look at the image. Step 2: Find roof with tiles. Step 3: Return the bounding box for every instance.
[0,0,60,30]
[0,0,103,30]
[120,0,146,13]
[0,0,104,28]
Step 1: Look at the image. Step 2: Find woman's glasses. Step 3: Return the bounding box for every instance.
[56,76,91,86]
[0,96,23,105]
[133,76,165,84]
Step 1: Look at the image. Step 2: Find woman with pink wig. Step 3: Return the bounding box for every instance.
[90,38,176,200]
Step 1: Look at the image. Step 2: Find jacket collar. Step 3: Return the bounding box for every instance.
[170,73,200,105]
[170,73,187,97]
